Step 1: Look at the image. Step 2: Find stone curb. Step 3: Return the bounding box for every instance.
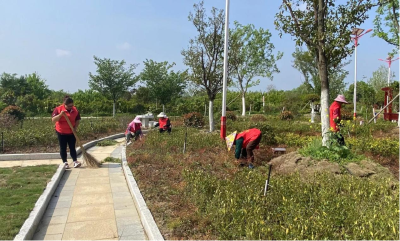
[0,133,125,161]
[121,146,164,241]
[13,163,65,241]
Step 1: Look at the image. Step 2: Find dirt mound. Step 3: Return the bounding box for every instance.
[269,152,397,183]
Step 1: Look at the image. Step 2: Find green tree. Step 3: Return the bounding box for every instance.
[275,0,375,145]
[292,47,348,103]
[89,56,138,117]
[182,1,226,132]
[368,65,396,105]
[373,0,399,53]
[229,21,283,116]
[139,59,187,107]
[0,73,29,105]
[26,72,51,100]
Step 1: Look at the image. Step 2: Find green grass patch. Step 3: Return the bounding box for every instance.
[0,165,58,240]
[97,139,118,146]
[102,157,121,163]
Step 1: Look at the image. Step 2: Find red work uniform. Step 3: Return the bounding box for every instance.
[52,105,81,134]
[329,101,341,132]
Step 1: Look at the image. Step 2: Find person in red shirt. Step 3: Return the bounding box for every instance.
[52,96,82,169]
[329,94,348,145]
[155,112,172,134]
[226,128,262,169]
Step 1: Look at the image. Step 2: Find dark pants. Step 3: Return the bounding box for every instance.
[126,130,142,142]
[159,128,171,134]
[56,132,77,163]
[241,133,262,163]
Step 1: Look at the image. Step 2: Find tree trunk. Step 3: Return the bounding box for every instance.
[318,0,330,146]
[209,100,214,132]
[241,94,246,116]
[113,101,116,118]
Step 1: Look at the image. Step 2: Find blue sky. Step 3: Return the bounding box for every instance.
[0,0,398,93]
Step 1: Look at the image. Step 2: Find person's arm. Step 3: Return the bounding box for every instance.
[51,109,65,124]
[234,137,244,159]
[74,112,81,131]
[166,119,171,127]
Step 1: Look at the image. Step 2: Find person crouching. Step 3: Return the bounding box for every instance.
[155,112,172,134]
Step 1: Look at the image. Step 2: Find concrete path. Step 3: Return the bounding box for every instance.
[31,138,147,240]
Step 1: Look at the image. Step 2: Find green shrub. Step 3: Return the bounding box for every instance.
[97,139,118,146]
[102,157,121,163]
[1,105,25,121]
[299,139,363,164]
[280,111,293,120]
[183,112,205,127]
[275,132,315,147]
[226,111,237,121]
[250,114,267,122]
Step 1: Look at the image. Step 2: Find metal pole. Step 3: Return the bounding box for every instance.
[220,0,230,140]
[264,164,272,196]
[262,95,265,113]
[354,37,358,118]
[1,132,3,153]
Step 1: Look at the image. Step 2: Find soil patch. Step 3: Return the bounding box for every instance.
[269,151,397,184]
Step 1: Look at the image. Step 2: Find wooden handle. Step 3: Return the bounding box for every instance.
[62,112,84,150]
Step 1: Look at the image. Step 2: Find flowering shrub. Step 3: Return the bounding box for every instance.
[183,112,205,127]
[1,105,25,121]
[280,111,293,120]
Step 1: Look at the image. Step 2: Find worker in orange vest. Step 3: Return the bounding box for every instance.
[329,94,348,145]
[155,112,172,134]
[226,128,262,169]
[51,95,82,169]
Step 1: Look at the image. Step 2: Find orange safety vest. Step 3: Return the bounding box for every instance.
[235,128,261,148]
[55,105,79,134]
[158,117,169,130]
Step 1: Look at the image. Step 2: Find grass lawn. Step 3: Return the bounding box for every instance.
[0,165,59,240]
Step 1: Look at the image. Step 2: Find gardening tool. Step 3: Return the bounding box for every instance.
[264,164,272,196]
[183,127,188,154]
[62,112,100,168]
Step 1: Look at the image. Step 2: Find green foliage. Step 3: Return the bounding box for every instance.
[229,21,283,114]
[88,56,139,117]
[96,139,118,146]
[183,170,399,240]
[1,105,25,121]
[0,117,125,151]
[0,165,59,240]
[348,137,399,158]
[102,157,121,163]
[275,132,315,147]
[299,139,363,164]
[139,59,187,106]
[372,0,399,53]
[226,111,237,121]
[280,110,293,120]
[183,112,204,127]
[250,114,267,122]
[303,93,320,102]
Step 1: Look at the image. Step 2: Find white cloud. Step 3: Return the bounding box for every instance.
[117,42,131,50]
[56,49,71,57]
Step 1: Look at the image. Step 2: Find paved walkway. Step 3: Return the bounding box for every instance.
[25,138,147,240]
